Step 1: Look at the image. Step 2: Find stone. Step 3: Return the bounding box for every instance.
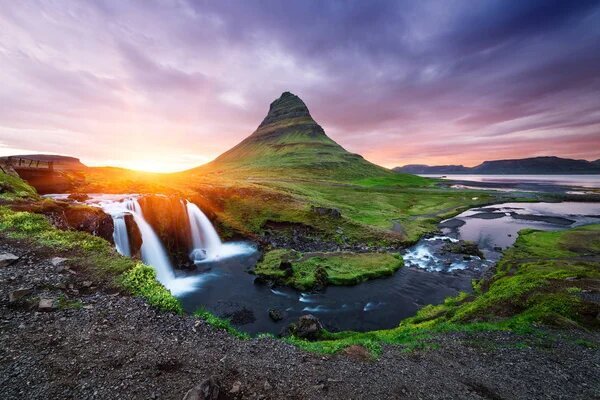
[268,308,285,322]
[0,253,19,268]
[182,376,220,400]
[263,380,272,391]
[51,257,68,267]
[311,206,341,219]
[343,345,372,361]
[38,298,57,312]
[281,314,323,341]
[9,288,33,303]
[67,193,89,202]
[229,381,242,394]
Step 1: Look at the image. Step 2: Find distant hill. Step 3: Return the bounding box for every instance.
[394,156,600,175]
[193,91,393,180]
[0,154,86,170]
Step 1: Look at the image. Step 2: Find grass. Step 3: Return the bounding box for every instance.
[0,171,38,201]
[194,308,251,339]
[255,249,403,289]
[0,205,182,314]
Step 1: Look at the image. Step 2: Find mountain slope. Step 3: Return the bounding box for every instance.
[394,156,600,175]
[200,92,392,180]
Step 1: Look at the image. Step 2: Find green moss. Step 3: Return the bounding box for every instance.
[255,250,403,290]
[194,308,251,339]
[121,264,183,313]
[57,295,83,310]
[0,172,38,200]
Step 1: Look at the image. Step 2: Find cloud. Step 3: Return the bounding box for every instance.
[0,0,598,171]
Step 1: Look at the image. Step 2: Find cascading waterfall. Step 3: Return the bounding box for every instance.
[125,199,175,284]
[112,215,131,257]
[186,201,223,262]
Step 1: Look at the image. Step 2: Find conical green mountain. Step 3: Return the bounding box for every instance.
[204,92,392,179]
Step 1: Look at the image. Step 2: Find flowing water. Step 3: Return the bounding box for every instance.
[45,194,600,335]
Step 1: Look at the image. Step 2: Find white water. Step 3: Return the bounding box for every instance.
[126,199,175,284]
[186,201,223,262]
[112,215,131,257]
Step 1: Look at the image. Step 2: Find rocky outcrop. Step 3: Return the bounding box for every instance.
[124,214,143,257]
[280,314,324,340]
[137,195,191,264]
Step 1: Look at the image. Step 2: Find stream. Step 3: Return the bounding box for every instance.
[46,194,600,335]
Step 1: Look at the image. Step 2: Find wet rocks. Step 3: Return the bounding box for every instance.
[0,252,19,267]
[268,308,286,322]
[438,218,466,229]
[442,241,484,259]
[67,193,89,202]
[223,308,255,325]
[182,376,220,400]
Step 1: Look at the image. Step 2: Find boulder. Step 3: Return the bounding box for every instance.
[38,298,57,312]
[311,206,341,219]
[67,193,89,202]
[182,376,220,400]
[51,257,68,267]
[268,308,286,322]
[9,288,33,303]
[0,253,19,268]
[63,206,114,243]
[281,314,324,341]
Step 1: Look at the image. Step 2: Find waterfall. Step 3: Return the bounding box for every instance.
[113,215,131,257]
[186,201,223,262]
[125,199,175,284]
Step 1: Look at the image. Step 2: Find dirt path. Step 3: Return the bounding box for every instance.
[1,236,599,400]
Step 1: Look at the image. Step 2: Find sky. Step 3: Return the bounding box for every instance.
[1,0,599,172]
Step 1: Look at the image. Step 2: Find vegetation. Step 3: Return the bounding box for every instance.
[0,171,38,201]
[121,264,183,313]
[289,225,600,354]
[255,249,403,289]
[194,308,251,339]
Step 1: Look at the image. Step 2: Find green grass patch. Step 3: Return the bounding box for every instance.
[121,264,183,313]
[0,172,38,201]
[255,250,403,290]
[194,308,251,339]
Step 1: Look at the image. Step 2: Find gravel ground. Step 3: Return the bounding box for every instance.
[1,236,599,400]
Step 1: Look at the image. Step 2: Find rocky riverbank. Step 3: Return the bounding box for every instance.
[1,236,599,399]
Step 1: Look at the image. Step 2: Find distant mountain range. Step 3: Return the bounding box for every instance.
[394,157,600,175]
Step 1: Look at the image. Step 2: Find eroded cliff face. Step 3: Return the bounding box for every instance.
[137,195,192,266]
[10,200,114,244]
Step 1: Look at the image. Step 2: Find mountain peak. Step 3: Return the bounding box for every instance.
[259,91,311,127]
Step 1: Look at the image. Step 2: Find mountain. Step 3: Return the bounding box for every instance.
[199,91,392,179]
[394,156,600,175]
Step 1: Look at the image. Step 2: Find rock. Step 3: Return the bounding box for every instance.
[311,206,341,219]
[0,253,19,267]
[278,261,293,277]
[182,376,220,400]
[51,257,68,267]
[81,281,93,288]
[38,298,57,312]
[268,308,285,322]
[229,381,242,394]
[493,247,503,252]
[9,288,33,303]
[442,241,484,259]
[263,380,272,391]
[67,193,89,202]
[281,314,323,341]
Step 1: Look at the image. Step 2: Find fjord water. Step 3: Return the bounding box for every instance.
[421,174,600,188]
